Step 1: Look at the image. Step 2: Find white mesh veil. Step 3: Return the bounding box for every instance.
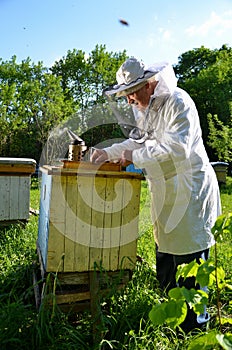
[145,62,178,97]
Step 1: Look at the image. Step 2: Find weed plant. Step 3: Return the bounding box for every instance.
[0,178,231,349]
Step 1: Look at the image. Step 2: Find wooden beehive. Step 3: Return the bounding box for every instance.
[0,157,36,224]
[37,163,144,274]
[211,162,229,184]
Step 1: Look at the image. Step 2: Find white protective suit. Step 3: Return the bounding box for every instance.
[103,64,221,255]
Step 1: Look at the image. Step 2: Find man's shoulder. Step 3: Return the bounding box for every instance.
[173,87,189,99]
[168,87,194,107]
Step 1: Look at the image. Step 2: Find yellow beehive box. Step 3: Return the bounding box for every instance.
[38,164,144,273]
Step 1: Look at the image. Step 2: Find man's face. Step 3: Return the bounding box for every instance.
[126,84,150,110]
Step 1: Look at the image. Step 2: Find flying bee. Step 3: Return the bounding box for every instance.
[119,18,129,26]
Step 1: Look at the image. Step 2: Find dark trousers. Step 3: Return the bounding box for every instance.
[156,246,209,332]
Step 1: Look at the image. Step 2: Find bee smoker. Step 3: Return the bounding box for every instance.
[67,130,87,162]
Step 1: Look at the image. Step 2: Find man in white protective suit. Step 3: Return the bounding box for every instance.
[90,57,221,332]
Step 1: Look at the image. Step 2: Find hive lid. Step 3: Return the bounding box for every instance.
[40,163,145,179]
[0,157,36,165]
[62,160,122,171]
[0,158,36,174]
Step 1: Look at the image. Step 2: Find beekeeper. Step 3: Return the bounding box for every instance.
[91,57,221,332]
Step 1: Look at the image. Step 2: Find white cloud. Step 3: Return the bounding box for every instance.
[186,10,232,37]
[158,27,172,41]
[145,28,172,48]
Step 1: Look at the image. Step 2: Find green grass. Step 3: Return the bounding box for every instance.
[220,176,232,214]
[0,178,231,349]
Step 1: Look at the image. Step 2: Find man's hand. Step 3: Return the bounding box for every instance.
[90,148,133,166]
[90,149,108,163]
[120,150,133,166]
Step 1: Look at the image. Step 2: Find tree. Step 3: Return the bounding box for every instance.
[174,45,217,83]
[50,45,128,146]
[174,45,232,159]
[207,113,232,162]
[51,45,127,107]
[180,48,232,123]
[0,56,74,161]
[174,44,232,83]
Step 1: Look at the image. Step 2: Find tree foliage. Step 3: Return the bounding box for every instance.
[0,56,74,161]
[174,45,232,159]
[174,45,218,83]
[0,46,127,161]
[50,45,127,149]
[207,113,232,162]
[1,44,232,162]
[51,45,127,108]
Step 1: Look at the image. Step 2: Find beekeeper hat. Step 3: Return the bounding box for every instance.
[104,57,168,97]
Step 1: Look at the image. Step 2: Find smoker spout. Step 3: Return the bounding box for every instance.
[67,130,85,145]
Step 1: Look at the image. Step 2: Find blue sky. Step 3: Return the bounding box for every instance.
[1,0,232,67]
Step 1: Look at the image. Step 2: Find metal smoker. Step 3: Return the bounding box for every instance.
[67,130,87,162]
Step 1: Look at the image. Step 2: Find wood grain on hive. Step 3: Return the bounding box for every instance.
[38,163,144,274]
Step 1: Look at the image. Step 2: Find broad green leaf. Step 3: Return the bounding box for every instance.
[176,260,198,282]
[211,214,226,236]
[168,287,184,300]
[180,288,208,314]
[212,266,226,289]
[196,261,215,287]
[149,303,166,327]
[149,300,188,329]
[164,299,187,328]
[211,213,232,241]
[223,213,232,230]
[180,287,194,302]
[187,330,218,350]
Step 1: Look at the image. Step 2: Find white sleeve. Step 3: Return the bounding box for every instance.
[103,138,143,161]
